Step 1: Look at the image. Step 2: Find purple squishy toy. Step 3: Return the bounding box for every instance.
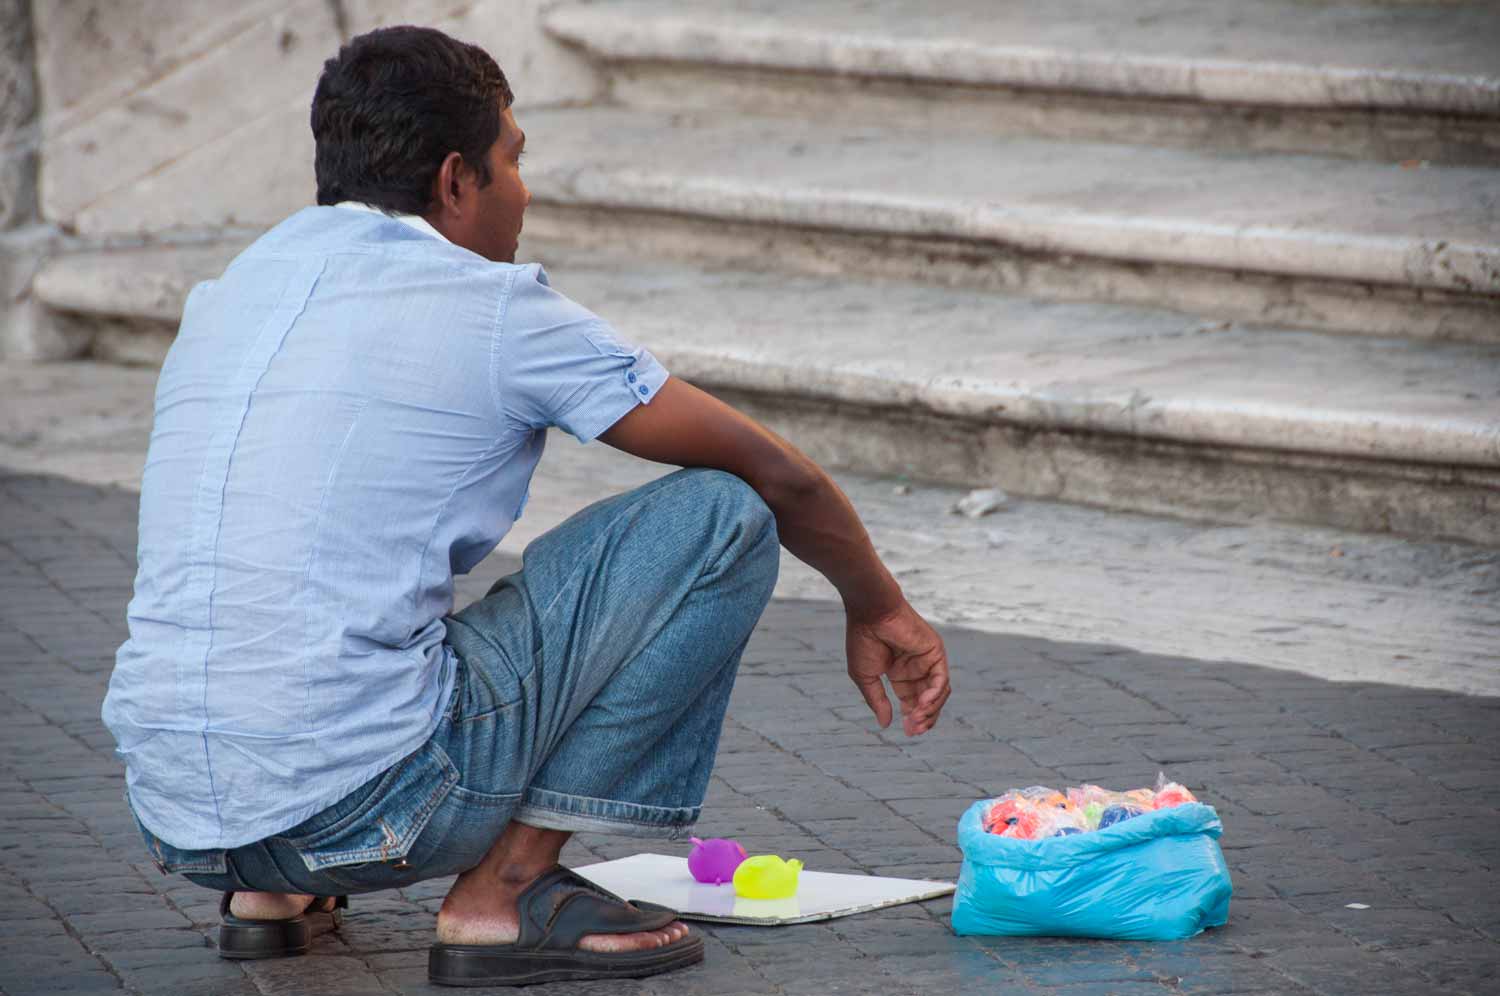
[688,837,747,885]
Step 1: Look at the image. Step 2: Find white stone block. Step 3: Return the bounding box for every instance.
[71,92,315,236]
[0,223,89,362]
[37,0,338,232]
[342,0,601,108]
[0,295,93,363]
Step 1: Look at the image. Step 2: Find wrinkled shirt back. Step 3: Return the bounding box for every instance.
[103,207,667,849]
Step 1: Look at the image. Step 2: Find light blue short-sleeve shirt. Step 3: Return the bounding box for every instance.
[101,206,669,849]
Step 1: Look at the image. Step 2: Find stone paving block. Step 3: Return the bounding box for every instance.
[369,964,494,994]
[120,972,261,996]
[1430,767,1500,793]
[246,954,391,995]
[1386,940,1500,992]
[808,825,945,851]
[0,970,124,995]
[66,906,192,935]
[339,921,445,955]
[0,933,112,967]
[97,942,217,971]
[115,955,254,990]
[838,843,961,867]
[7,855,131,885]
[1047,983,1175,996]
[1267,944,1449,995]
[847,772,980,801]
[1320,904,1485,950]
[1402,885,1500,938]
[881,795,982,825]
[1021,958,1161,986]
[918,894,954,918]
[85,924,219,956]
[867,861,959,880]
[1214,898,1347,952]
[1049,761,1169,788]
[362,948,428,974]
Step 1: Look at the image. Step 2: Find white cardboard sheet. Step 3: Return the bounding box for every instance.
[575,853,955,926]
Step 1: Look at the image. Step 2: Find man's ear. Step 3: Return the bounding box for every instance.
[431,151,467,218]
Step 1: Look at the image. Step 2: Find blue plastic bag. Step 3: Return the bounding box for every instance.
[951,800,1232,940]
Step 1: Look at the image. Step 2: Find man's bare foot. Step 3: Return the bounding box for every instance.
[437,866,690,952]
[437,822,689,953]
[229,892,333,920]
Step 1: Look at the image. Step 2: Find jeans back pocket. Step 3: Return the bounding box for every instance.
[128,794,231,876]
[277,737,459,872]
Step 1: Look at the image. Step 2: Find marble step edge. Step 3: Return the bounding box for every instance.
[31,244,1500,473]
[530,167,1500,297]
[659,347,1499,472]
[544,3,1500,117]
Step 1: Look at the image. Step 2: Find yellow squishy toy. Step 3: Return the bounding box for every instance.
[732,854,803,900]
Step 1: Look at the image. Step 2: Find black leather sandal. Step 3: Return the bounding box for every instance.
[428,865,703,987]
[217,892,348,959]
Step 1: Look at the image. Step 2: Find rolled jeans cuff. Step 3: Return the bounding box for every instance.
[516,787,700,839]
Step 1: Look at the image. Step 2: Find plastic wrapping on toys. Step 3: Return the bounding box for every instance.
[983,786,1085,839]
[952,798,1232,940]
[1152,774,1198,810]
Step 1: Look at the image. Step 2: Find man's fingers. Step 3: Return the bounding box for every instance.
[854,675,893,728]
[904,660,952,735]
[917,683,952,729]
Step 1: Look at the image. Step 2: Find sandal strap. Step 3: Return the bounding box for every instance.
[514,865,678,952]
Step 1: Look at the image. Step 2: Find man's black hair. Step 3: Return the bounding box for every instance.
[311,26,513,216]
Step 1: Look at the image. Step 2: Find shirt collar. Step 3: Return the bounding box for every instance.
[333,201,451,244]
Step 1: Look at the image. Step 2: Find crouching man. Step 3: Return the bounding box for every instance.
[102,25,950,988]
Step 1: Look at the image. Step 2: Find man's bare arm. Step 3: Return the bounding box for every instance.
[599,377,951,735]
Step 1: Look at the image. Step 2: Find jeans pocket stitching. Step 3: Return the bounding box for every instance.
[453,703,515,726]
[134,800,228,875]
[453,655,531,726]
[449,785,524,809]
[155,838,229,876]
[283,742,460,871]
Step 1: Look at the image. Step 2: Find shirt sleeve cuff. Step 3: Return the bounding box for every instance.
[562,349,671,444]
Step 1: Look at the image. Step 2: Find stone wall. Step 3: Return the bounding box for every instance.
[0,0,77,361]
[1,0,598,360]
[32,0,598,239]
[1,0,38,230]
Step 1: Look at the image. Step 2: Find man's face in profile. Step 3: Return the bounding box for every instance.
[447,103,530,263]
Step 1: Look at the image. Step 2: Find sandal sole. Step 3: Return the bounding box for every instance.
[217,902,343,960]
[428,935,704,987]
[218,919,312,960]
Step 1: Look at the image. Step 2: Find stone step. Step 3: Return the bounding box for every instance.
[29,242,245,365]
[32,241,1500,545]
[545,0,1500,165]
[516,105,1500,342]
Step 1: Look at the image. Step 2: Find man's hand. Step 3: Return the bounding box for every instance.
[846,601,951,737]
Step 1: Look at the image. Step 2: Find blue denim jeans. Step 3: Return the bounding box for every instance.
[134,468,778,895]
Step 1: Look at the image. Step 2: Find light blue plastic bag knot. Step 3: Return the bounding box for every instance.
[951,800,1232,940]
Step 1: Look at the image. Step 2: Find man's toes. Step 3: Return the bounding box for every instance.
[578,929,649,953]
[577,933,610,953]
[576,920,690,953]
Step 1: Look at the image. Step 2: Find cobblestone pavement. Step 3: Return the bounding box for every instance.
[2,469,1498,995]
